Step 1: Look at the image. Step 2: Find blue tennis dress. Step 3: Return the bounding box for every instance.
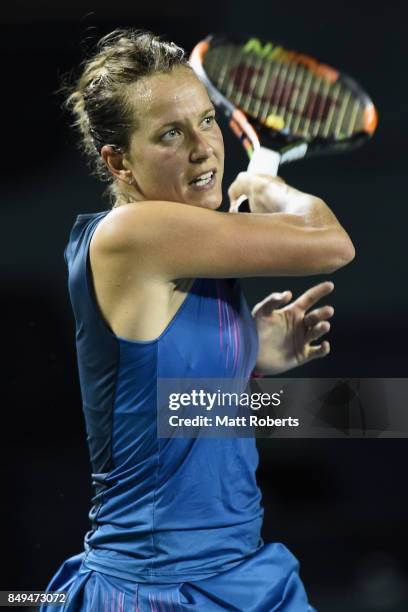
[41,211,315,611]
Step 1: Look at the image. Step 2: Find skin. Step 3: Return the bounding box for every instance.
[101,66,224,211]
[99,66,334,376]
[250,281,334,375]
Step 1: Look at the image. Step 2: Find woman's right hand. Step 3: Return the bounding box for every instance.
[228,172,306,215]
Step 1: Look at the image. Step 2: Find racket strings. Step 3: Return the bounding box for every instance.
[204,45,367,141]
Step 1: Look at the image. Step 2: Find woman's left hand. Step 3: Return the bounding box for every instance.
[252,281,335,376]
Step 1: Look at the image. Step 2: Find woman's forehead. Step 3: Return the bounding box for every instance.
[129,68,211,123]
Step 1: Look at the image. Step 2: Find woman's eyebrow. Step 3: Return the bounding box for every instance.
[155,107,216,131]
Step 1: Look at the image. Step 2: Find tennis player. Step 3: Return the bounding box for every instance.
[41,29,354,611]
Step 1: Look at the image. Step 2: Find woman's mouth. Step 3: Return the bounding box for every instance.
[189,170,216,191]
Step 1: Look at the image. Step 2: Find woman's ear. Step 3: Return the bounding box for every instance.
[100,145,133,184]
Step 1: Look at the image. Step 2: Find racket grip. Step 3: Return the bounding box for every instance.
[248,147,281,177]
[234,147,281,212]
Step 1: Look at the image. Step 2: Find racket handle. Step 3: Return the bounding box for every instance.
[233,147,281,213]
[248,147,281,177]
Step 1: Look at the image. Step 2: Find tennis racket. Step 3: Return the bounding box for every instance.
[190,34,378,211]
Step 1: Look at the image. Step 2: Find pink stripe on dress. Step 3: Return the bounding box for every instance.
[157,590,165,612]
[148,592,158,612]
[216,280,223,352]
[232,312,240,371]
[224,300,232,368]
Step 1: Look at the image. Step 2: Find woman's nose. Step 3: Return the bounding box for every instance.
[189,133,214,162]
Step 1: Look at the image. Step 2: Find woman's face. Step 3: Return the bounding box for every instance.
[124,66,225,209]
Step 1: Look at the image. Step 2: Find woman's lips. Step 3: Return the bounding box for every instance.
[189,170,217,192]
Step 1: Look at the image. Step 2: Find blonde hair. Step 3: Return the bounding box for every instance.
[60,28,190,204]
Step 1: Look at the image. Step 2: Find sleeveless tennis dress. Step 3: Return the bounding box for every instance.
[41,212,316,611]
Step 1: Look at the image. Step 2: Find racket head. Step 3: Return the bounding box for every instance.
[190,34,378,164]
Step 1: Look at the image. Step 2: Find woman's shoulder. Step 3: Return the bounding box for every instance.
[91,201,180,254]
[89,202,176,286]
[90,204,136,252]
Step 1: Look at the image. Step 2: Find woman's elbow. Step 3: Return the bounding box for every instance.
[327,235,356,272]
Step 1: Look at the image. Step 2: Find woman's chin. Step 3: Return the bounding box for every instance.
[192,191,223,210]
[197,199,221,210]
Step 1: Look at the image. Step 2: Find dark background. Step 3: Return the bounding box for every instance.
[2,1,407,610]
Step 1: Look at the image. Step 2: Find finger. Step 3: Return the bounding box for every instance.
[252,291,292,318]
[227,172,287,203]
[303,306,334,328]
[254,174,286,183]
[308,340,331,360]
[305,321,331,343]
[294,281,334,311]
[227,172,253,204]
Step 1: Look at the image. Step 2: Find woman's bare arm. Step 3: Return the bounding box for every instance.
[92,175,355,281]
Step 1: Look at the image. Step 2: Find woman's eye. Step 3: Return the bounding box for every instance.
[202,115,216,128]
[161,129,181,142]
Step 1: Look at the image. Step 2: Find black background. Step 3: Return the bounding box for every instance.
[2,1,407,610]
